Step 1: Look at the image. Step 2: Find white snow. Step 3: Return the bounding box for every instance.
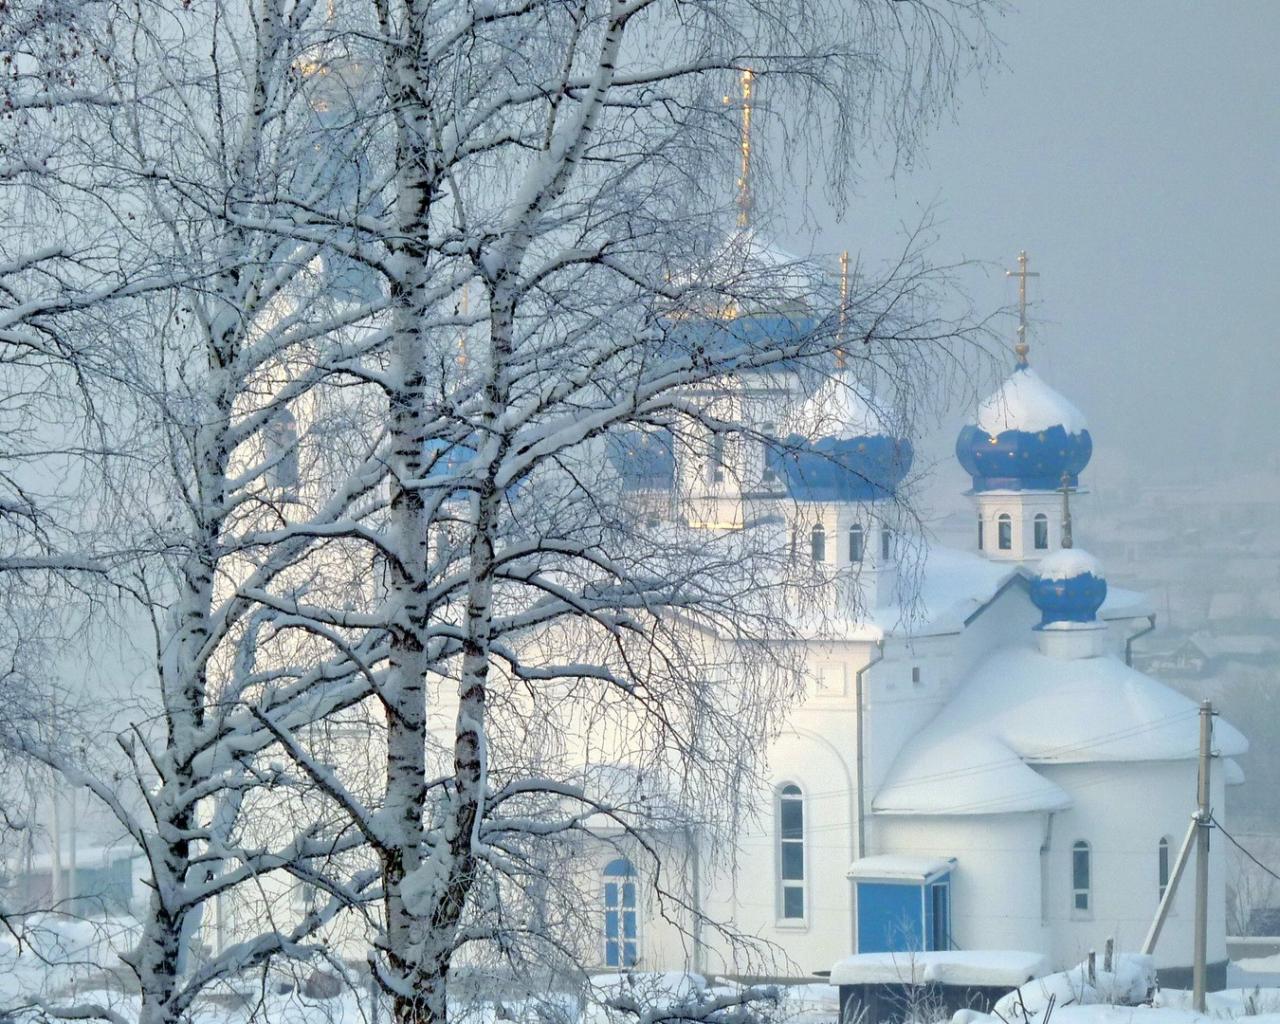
[875,646,1249,815]
[1038,548,1103,581]
[830,949,1048,987]
[992,954,1155,1020]
[975,367,1088,435]
[787,543,1148,643]
[846,854,956,881]
[790,377,894,441]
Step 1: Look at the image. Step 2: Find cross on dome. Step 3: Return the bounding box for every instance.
[1006,250,1039,366]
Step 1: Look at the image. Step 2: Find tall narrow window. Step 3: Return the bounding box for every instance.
[761,423,777,485]
[1158,837,1171,900]
[880,527,892,560]
[264,408,299,494]
[1034,513,1049,550]
[603,858,638,967]
[997,513,1013,551]
[709,432,726,483]
[849,523,865,562]
[778,785,805,920]
[811,524,826,563]
[978,516,985,550]
[1072,841,1091,912]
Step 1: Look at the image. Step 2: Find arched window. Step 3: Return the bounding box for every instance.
[997,513,1013,551]
[880,526,892,560]
[1072,841,1091,912]
[778,784,805,920]
[977,516,985,551]
[603,858,638,967]
[1158,836,1171,900]
[264,408,299,493]
[810,524,826,563]
[1034,513,1049,550]
[849,523,865,562]
[709,432,726,483]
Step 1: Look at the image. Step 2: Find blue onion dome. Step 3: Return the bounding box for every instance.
[956,359,1092,492]
[1030,548,1108,627]
[605,428,675,492]
[767,378,913,502]
[660,229,820,367]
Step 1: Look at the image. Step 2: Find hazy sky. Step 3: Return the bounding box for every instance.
[788,2,1279,493]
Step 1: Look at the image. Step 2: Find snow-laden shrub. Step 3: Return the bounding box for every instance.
[991,954,1155,1021]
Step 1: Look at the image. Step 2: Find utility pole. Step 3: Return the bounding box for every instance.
[1193,699,1213,1012]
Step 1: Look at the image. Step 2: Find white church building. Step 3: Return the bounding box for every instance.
[584,246,1248,990]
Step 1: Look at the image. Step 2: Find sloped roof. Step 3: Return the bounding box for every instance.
[874,646,1248,815]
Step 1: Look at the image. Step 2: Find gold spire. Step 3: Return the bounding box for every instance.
[1006,249,1039,366]
[734,68,754,229]
[836,249,849,369]
[456,284,470,367]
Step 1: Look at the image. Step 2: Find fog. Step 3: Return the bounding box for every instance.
[787,2,1279,487]
[771,2,1280,853]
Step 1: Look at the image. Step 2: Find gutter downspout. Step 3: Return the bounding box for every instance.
[852,640,884,957]
[854,641,885,861]
[687,826,704,975]
[1125,613,1157,667]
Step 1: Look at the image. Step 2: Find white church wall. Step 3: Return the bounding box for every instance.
[1037,760,1224,970]
[696,725,859,979]
[873,813,1048,955]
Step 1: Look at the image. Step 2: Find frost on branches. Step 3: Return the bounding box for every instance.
[0,0,996,1022]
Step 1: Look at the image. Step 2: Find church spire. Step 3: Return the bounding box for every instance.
[1006,249,1039,367]
[732,68,754,229]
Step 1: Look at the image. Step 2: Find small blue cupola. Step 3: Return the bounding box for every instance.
[955,352,1092,493]
[1029,548,1108,627]
[768,378,913,503]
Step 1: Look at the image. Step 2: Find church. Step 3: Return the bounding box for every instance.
[586,243,1249,991]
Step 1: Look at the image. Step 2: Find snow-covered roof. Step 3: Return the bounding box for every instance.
[975,367,1088,435]
[874,647,1249,816]
[830,950,1048,988]
[784,543,1148,643]
[846,854,955,882]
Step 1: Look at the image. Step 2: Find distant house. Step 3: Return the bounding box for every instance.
[1132,637,1210,677]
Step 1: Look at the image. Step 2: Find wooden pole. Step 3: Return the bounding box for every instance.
[1193,700,1213,1012]
[1143,816,1197,955]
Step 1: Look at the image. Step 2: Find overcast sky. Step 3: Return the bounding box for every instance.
[785,2,1278,497]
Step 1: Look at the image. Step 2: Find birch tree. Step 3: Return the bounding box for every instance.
[239,1,998,1020]
[1,2,398,1021]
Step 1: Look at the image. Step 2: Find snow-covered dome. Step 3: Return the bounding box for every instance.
[766,376,913,502]
[1029,548,1107,626]
[660,228,822,371]
[955,359,1092,492]
[874,646,1249,816]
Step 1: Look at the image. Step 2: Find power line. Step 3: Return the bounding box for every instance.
[1212,815,1280,885]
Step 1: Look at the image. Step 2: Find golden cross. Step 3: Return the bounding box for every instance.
[1006,250,1039,365]
[724,68,755,229]
[836,250,850,369]
[1059,470,1074,549]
